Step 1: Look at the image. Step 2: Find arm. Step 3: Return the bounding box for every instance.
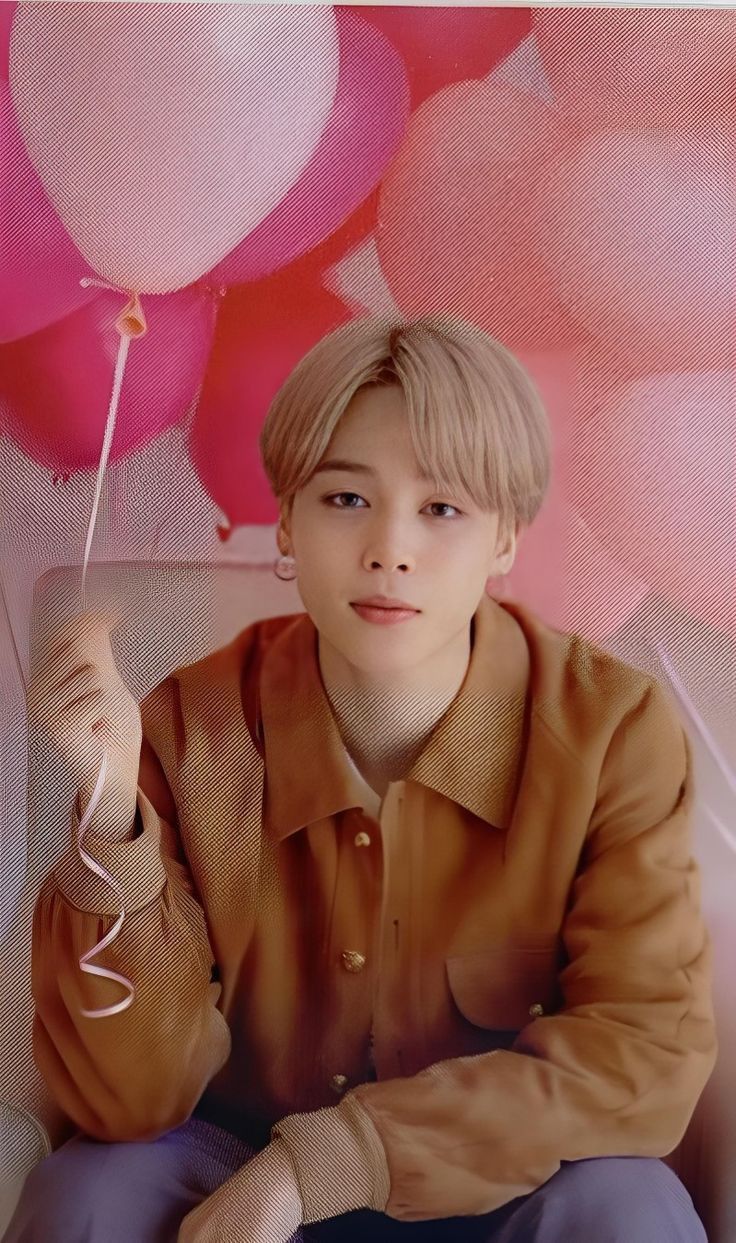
[31,676,231,1143]
[271,679,718,1222]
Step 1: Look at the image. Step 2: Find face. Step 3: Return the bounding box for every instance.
[278,384,518,683]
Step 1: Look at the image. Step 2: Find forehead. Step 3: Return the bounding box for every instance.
[315,389,438,485]
[339,382,408,428]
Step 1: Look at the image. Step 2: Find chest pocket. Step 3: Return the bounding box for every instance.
[446,942,564,1032]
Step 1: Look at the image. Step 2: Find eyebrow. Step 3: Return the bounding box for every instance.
[311,458,435,483]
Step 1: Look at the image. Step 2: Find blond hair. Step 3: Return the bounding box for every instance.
[259,313,551,544]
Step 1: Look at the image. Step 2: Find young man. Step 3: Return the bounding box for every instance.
[10,316,715,1242]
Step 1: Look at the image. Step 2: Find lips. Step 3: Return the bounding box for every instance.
[351,598,418,611]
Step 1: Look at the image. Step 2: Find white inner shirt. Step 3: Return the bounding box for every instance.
[342,744,383,821]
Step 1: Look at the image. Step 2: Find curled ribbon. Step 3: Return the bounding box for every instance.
[75,275,148,1018]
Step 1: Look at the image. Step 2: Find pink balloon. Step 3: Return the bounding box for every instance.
[0,81,98,342]
[208,10,409,287]
[533,7,736,129]
[9,4,339,293]
[0,2,16,80]
[570,369,736,639]
[0,286,219,472]
[376,77,579,352]
[535,124,735,375]
[490,348,648,643]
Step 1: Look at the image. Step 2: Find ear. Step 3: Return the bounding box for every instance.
[492,521,521,576]
[276,500,293,555]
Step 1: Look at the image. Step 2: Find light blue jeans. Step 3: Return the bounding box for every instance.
[2,1114,708,1242]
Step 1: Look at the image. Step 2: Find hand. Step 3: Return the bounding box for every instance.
[177,1139,305,1243]
[27,608,142,834]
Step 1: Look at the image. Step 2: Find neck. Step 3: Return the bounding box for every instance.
[318,620,474,791]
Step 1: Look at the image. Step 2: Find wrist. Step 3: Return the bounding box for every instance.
[268,1137,304,1218]
[75,786,139,840]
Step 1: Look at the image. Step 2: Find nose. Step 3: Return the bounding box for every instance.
[362,523,415,574]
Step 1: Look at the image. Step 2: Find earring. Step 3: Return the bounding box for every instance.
[273,553,297,581]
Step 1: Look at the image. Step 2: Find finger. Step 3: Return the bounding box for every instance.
[31,653,100,704]
[29,666,102,726]
[61,686,106,729]
[39,608,122,659]
[45,664,100,711]
[34,611,121,677]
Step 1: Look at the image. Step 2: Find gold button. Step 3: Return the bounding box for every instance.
[528,1002,544,1018]
[354,831,371,847]
[341,950,367,973]
[330,1073,348,1095]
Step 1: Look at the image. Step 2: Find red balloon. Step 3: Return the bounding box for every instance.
[533,7,736,128]
[355,5,531,108]
[189,270,354,528]
[268,187,380,297]
[0,285,218,471]
[376,77,579,352]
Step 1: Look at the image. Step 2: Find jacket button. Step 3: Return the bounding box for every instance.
[354,831,371,847]
[341,950,367,973]
[330,1074,349,1095]
[529,1002,544,1018]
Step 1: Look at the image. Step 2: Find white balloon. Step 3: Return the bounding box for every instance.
[9,4,339,292]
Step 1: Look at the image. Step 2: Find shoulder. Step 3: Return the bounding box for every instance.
[140,610,307,727]
[502,600,683,764]
[175,610,303,687]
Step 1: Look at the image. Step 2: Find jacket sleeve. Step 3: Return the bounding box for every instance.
[271,678,719,1222]
[31,675,232,1143]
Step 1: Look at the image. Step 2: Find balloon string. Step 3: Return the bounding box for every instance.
[75,277,147,1019]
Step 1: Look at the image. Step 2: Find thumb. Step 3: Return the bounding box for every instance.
[97,607,124,630]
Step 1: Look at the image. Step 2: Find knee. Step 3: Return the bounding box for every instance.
[536,1157,706,1242]
[2,1139,114,1241]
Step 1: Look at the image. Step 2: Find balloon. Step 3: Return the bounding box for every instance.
[208,10,409,287]
[291,189,382,290]
[357,6,531,108]
[189,270,354,529]
[535,124,735,375]
[0,1,15,80]
[533,7,736,129]
[376,77,579,352]
[0,81,98,342]
[0,285,219,472]
[569,369,736,639]
[488,347,648,643]
[9,4,339,293]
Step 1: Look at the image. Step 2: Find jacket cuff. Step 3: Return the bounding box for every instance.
[271,1093,391,1223]
[52,787,167,915]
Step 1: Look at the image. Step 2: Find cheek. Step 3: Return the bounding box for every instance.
[306,542,351,576]
[430,544,486,578]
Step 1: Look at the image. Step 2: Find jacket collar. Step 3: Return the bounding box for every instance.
[259,591,530,841]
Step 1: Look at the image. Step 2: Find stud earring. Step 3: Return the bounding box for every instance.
[273,553,297,581]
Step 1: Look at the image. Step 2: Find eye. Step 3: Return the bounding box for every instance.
[426,502,462,519]
[324,491,367,509]
[323,493,463,518]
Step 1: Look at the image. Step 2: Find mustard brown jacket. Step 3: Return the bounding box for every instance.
[33,592,718,1222]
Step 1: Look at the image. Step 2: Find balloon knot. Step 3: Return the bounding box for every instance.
[216,521,233,543]
[115,292,147,339]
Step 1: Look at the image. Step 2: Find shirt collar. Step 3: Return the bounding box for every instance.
[259,591,530,841]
